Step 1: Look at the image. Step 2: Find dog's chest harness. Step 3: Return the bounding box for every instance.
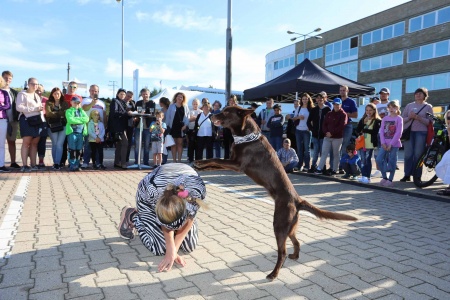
[232,132,262,144]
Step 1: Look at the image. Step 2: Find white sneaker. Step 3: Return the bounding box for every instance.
[371,170,382,178]
[359,176,370,184]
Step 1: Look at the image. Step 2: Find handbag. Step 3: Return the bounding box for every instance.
[26,115,43,126]
[48,121,64,133]
[426,121,434,146]
[401,105,427,142]
[164,134,175,147]
[355,135,365,150]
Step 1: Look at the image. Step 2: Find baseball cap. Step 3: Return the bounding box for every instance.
[317,91,327,98]
[71,96,81,103]
[332,98,342,105]
[378,87,390,94]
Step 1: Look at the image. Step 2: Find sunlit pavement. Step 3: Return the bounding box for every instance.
[0,141,449,299]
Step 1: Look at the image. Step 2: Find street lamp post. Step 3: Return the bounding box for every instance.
[287,28,322,62]
[225,0,232,102]
[117,0,124,88]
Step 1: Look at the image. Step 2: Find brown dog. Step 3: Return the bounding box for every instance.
[194,106,357,280]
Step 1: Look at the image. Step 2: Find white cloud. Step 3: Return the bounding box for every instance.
[44,48,70,56]
[0,55,63,71]
[104,46,266,91]
[136,6,226,32]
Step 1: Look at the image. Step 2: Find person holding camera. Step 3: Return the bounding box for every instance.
[134,88,156,166]
[195,101,215,160]
[45,87,69,170]
[81,84,105,169]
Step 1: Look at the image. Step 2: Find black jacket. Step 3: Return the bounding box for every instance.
[108,98,130,133]
[307,105,331,139]
[356,117,382,147]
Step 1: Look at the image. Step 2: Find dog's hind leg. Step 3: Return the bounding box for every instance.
[266,231,288,280]
[287,217,300,260]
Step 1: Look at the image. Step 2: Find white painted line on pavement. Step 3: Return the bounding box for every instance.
[205,181,317,218]
[0,176,30,260]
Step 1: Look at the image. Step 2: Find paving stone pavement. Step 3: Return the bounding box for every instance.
[1,142,450,299]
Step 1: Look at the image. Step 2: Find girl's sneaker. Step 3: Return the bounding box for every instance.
[358,176,370,183]
[21,166,31,172]
[52,164,60,170]
[379,178,388,186]
[99,164,106,170]
[30,165,39,171]
[384,180,394,187]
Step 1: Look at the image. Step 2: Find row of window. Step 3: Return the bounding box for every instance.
[409,6,450,33]
[406,71,450,93]
[361,51,403,72]
[273,56,295,70]
[296,47,323,64]
[325,37,358,66]
[326,61,358,81]
[408,38,450,63]
[362,22,405,46]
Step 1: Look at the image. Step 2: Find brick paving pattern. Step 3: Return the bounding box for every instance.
[0,141,449,299]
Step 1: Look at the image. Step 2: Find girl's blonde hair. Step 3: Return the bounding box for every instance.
[155,184,206,224]
[89,110,101,121]
[387,100,401,115]
[362,103,381,121]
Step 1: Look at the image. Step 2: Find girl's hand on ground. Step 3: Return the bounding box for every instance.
[158,251,176,272]
[174,255,186,267]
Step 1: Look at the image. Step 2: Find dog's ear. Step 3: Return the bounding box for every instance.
[237,108,254,117]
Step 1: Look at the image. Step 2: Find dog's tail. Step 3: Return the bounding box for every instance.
[297,198,357,221]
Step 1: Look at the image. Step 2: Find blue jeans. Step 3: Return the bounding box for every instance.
[376,147,399,181]
[67,132,83,170]
[82,135,91,165]
[339,123,354,169]
[311,137,323,168]
[403,131,427,177]
[48,128,66,165]
[213,141,221,158]
[295,130,311,169]
[359,148,374,178]
[134,128,151,165]
[284,160,297,173]
[269,136,283,152]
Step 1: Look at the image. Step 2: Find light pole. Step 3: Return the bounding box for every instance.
[225,0,232,102]
[287,28,322,62]
[116,0,124,88]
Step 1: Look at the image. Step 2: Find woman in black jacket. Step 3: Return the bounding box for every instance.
[355,103,381,183]
[109,88,131,169]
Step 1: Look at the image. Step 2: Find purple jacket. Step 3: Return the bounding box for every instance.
[0,90,11,119]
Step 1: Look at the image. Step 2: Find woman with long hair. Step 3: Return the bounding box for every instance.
[45,87,69,170]
[293,93,315,172]
[165,92,189,162]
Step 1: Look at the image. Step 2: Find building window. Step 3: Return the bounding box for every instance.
[325,36,359,66]
[409,5,450,33]
[308,47,323,60]
[297,53,304,63]
[361,51,403,72]
[407,39,450,63]
[327,61,358,81]
[361,22,405,46]
[368,80,403,105]
[274,61,278,70]
[406,72,450,93]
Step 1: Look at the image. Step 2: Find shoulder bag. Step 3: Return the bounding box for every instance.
[401,105,426,142]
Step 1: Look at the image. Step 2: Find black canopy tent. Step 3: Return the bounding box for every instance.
[243,59,375,102]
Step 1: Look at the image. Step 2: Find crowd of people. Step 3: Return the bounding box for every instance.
[0,70,448,189]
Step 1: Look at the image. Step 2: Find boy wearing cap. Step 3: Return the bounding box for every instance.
[376,88,390,119]
[65,97,89,171]
[267,104,285,151]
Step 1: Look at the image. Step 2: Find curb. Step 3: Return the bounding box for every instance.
[293,172,450,204]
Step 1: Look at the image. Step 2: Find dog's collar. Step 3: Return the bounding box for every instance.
[232,132,261,144]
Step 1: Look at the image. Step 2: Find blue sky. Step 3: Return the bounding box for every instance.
[2,0,410,98]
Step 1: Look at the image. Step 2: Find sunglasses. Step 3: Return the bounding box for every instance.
[69,85,77,89]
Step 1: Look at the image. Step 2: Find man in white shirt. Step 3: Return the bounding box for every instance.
[81,84,106,169]
[257,98,275,139]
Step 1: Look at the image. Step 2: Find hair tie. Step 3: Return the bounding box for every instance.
[177,190,189,198]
